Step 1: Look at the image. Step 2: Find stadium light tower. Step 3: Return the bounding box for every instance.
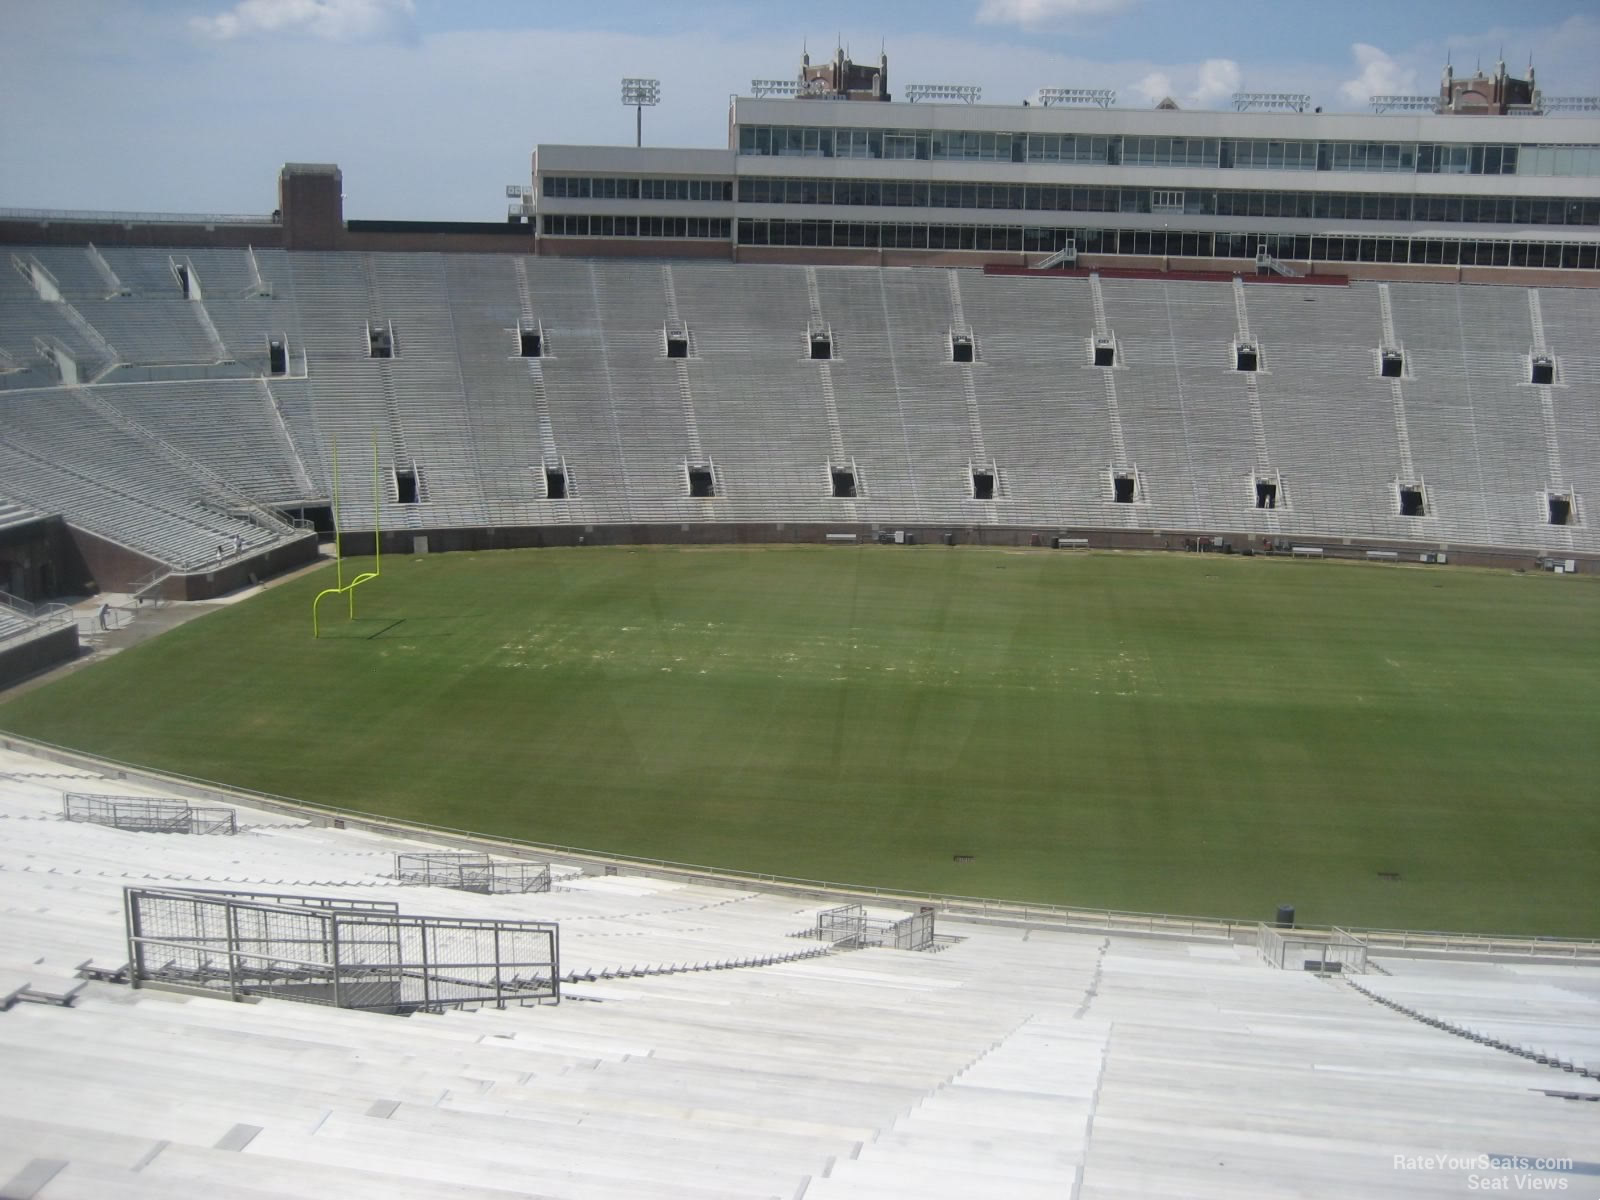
[621,77,661,147]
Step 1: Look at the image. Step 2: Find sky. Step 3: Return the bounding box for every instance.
[1,0,1597,220]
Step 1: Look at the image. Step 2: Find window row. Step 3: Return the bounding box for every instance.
[737,177,1600,226]
[542,215,732,239]
[734,218,1600,268]
[736,124,1600,177]
[541,176,734,201]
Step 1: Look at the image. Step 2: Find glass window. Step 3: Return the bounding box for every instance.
[885,133,919,160]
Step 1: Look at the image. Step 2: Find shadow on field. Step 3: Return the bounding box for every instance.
[316,617,403,640]
[319,615,473,641]
[370,617,461,639]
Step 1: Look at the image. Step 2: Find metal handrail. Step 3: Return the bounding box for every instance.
[0,593,75,646]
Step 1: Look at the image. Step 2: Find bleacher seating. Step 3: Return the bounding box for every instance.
[0,739,1596,1198]
[0,244,1596,559]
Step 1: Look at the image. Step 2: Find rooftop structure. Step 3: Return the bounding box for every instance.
[1440,58,1539,116]
[800,46,889,101]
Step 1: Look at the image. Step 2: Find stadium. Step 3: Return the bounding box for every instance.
[0,32,1598,1200]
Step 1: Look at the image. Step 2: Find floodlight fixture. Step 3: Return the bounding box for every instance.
[903,83,982,104]
[1232,91,1311,112]
[1370,94,1438,113]
[621,77,661,146]
[1037,87,1115,108]
[751,79,800,98]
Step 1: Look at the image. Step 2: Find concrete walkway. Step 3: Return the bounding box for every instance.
[1,549,334,700]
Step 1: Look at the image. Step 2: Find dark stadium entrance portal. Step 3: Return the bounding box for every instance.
[971,469,996,501]
[519,329,543,357]
[1380,349,1404,378]
[666,332,689,359]
[1235,343,1259,372]
[395,469,420,505]
[688,466,716,498]
[951,334,974,363]
[1113,474,1136,503]
[1093,341,1116,368]
[1548,493,1572,525]
[831,466,857,498]
[1255,480,1278,509]
[267,336,288,375]
[1399,484,1425,517]
[282,505,334,536]
[544,466,567,500]
[809,332,833,360]
[1531,356,1555,385]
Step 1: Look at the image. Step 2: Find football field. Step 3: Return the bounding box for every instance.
[3,546,1595,935]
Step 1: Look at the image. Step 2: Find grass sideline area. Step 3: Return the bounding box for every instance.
[3,546,1595,936]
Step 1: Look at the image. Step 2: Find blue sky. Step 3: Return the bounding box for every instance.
[2,1,1596,220]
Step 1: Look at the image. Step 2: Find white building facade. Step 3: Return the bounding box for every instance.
[527,78,1600,282]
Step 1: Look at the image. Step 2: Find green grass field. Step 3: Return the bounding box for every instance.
[3,546,1596,935]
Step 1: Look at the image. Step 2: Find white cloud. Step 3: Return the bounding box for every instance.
[975,0,1137,31]
[1125,59,1239,108]
[1339,43,1416,105]
[190,0,415,42]
[1131,71,1173,105]
[1190,58,1241,106]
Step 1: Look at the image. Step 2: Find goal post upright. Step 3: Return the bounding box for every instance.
[312,433,384,638]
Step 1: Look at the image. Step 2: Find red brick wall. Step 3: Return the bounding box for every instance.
[278,168,343,251]
[342,229,533,254]
[329,521,1594,575]
[0,219,279,249]
[66,529,161,597]
[535,237,733,260]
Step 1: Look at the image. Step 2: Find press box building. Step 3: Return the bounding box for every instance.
[523,51,1600,283]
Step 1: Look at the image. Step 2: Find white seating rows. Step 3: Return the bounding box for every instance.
[0,739,1596,1198]
[1,244,1596,554]
[1359,956,1600,1072]
[0,389,284,572]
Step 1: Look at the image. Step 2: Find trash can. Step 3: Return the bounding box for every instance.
[1275,904,1295,928]
[943,532,955,546]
